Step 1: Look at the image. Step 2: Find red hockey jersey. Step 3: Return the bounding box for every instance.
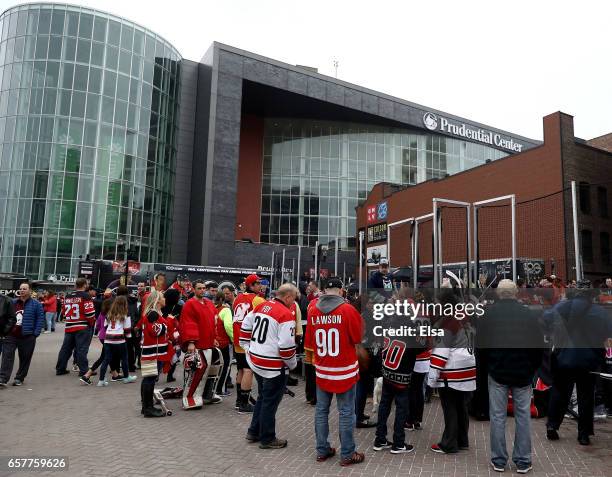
[232,292,265,352]
[141,311,168,362]
[63,291,96,333]
[305,294,363,394]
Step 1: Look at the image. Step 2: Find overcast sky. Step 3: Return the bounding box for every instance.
[2,0,611,141]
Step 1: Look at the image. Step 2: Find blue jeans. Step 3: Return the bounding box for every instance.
[315,384,357,460]
[376,379,410,447]
[248,370,288,444]
[56,328,90,376]
[99,343,129,381]
[488,375,532,469]
[45,312,56,331]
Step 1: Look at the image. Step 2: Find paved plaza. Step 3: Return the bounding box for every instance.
[0,327,610,477]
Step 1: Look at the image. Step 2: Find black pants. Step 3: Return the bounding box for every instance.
[90,339,118,373]
[216,346,231,394]
[376,380,410,446]
[355,369,374,421]
[305,362,316,402]
[0,335,37,383]
[408,371,426,424]
[547,368,595,438]
[438,387,471,453]
[248,371,288,444]
[56,329,90,376]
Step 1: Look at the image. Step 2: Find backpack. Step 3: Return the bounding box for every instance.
[0,295,17,337]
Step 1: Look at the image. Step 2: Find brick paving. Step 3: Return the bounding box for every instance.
[0,326,610,477]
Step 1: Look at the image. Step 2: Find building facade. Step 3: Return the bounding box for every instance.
[0,3,180,279]
[1,3,550,280]
[355,112,612,283]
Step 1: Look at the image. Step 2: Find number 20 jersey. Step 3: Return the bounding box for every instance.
[305,295,363,394]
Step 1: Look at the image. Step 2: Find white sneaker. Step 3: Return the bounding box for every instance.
[122,375,137,383]
[96,380,109,387]
[43,330,50,334]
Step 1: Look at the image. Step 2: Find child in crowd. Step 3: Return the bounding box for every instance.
[140,289,169,417]
[80,299,120,385]
[97,296,137,386]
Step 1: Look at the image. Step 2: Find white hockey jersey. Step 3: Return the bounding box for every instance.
[239,298,297,378]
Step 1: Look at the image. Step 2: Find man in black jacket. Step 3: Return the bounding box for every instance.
[479,279,544,474]
[0,295,17,359]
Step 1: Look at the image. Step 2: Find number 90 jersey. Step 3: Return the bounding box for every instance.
[305,295,363,394]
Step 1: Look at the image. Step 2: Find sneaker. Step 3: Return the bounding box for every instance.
[356,419,376,428]
[413,422,422,430]
[430,444,446,454]
[204,394,222,404]
[404,423,415,431]
[56,369,70,376]
[259,438,287,449]
[220,390,232,397]
[516,465,533,474]
[111,375,124,382]
[79,376,92,386]
[0,382,7,388]
[12,379,23,386]
[390,443,414,454]
[122,375,137,383]
[594,405,607,420]
[43,330,50,334]
[546,428,559,441]
[96,380,109,387]
[245,433,259,443]
[238,402,254,414]
[577,435,591,446]
[491,461,505,472]
[373,439,392,451]
[72,364,79,372]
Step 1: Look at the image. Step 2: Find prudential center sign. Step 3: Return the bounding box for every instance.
[422,112,523,153]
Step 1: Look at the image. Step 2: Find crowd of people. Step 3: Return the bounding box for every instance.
[0,265,611,473]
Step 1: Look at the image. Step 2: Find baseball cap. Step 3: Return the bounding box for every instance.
[324,276,345,290]
[245,274,262,287]
[379,258,389,266]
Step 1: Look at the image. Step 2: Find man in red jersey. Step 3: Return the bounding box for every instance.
[179,279,222,409]
[55,278,96,380]
[305,277,365,467]
[232,274,265,413]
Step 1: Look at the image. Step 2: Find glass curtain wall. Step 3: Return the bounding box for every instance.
[0,3,180,278]
[261,118,507,249]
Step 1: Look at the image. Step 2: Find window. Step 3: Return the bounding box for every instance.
[579,182,591,214]
[581,229,593,263]
[601,232,611,265]
[598,186,608,218]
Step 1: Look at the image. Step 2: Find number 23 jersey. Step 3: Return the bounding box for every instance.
[305,294,363,394]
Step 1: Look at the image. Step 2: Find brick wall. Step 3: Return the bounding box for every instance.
[357,112,567,280]
[562,116,612,281]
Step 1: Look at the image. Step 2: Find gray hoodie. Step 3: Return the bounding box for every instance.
[315,294,345,314]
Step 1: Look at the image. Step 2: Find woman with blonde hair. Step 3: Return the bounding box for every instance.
[140,289,169,417]
[97,295,137,386]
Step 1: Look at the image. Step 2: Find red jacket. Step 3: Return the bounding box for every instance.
[179,297,217,350]
[43,296,57,313]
